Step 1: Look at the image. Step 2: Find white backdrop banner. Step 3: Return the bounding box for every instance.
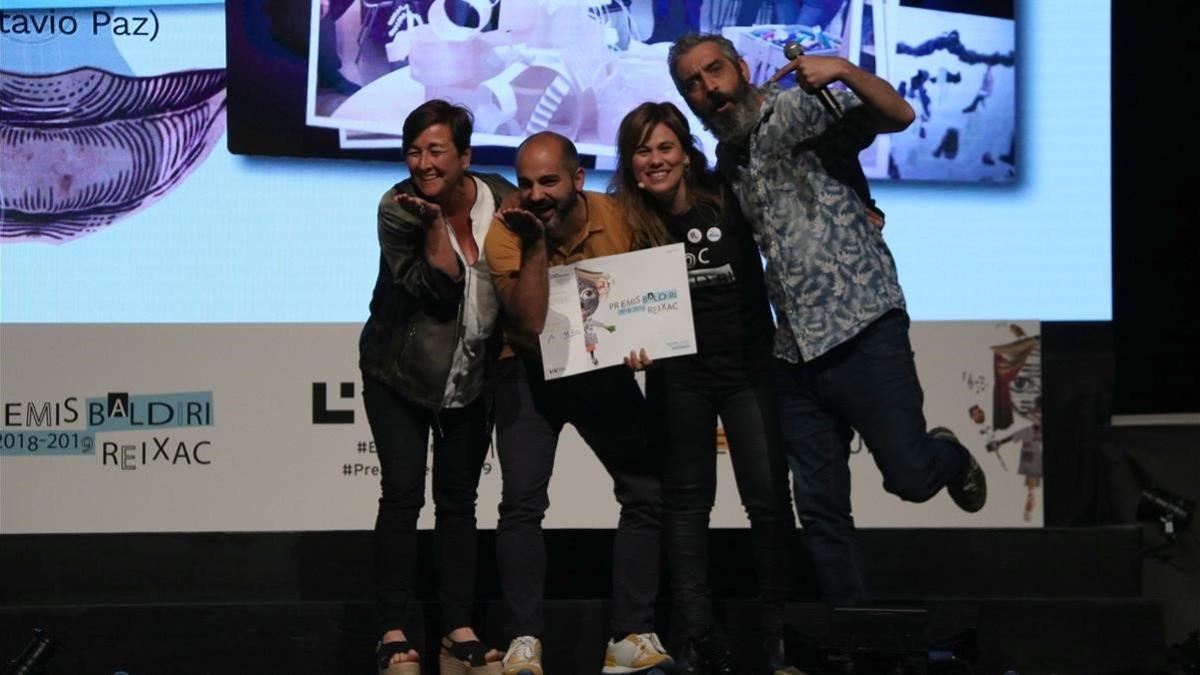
[0,321,1040,534]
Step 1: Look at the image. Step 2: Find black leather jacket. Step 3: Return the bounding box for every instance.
[358,171,515,410]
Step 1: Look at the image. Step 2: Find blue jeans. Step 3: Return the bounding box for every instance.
[774,310,967,603]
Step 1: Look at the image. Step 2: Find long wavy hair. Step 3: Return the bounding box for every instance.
[609,102,725,250]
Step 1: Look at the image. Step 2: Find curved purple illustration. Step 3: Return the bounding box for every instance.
[1,67,227,244]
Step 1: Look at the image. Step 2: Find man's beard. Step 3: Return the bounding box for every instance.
[528,189,579,240]
[700,78,760,143]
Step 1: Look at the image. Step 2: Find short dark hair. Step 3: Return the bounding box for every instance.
[667,33,743,95]
[402,99,474,154]
[517,131,580,175]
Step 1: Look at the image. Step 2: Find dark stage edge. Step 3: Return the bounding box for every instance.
[1,527,1165,672]
[0,599,1164,673]
[1,527,1145,605]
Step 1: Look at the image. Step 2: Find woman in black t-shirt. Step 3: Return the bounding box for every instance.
[610,102,796,673]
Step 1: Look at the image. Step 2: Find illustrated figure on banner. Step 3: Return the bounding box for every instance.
[987,396,1041,521]
[575,267,615,366]
[964,324,1042,521]
[988,326,1041,521]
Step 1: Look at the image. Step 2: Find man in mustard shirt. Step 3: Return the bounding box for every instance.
[484,132,674,675]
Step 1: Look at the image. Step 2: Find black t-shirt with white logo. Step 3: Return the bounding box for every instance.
[665,198,773,356]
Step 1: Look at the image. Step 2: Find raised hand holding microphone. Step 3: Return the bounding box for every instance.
[771,41,916,133]
[772,42,844,119]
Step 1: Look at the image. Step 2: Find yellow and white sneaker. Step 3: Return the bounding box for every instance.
[502,635,542,675]
[602,633,675,674]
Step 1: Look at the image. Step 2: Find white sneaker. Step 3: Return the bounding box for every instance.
[602,632,674,674]
[502,635,543,675]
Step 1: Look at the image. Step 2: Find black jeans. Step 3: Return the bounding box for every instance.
[494,358,663,639]
[648,353,795,641]
[362,376,491,637]
[775,310,968,603]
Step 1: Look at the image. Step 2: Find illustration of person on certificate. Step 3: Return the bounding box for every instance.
[576,267,615,366]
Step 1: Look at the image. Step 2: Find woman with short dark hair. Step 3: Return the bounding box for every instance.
[358,99,512,675]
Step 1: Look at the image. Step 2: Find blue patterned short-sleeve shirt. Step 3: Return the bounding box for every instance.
[722,84,906,363]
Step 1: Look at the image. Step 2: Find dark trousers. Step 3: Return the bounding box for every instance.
[362,377,491,636]
[775,310,967,603]
[494,358,663,639]
[649,354,795,641]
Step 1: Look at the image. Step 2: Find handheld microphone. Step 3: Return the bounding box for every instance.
[783,42,843,120]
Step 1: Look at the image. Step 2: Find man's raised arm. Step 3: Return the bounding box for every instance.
[485,208,550,335]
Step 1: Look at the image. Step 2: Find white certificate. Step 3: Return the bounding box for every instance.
[539,244,697,380]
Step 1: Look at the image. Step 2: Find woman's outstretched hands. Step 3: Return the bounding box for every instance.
[396,192,443,226]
